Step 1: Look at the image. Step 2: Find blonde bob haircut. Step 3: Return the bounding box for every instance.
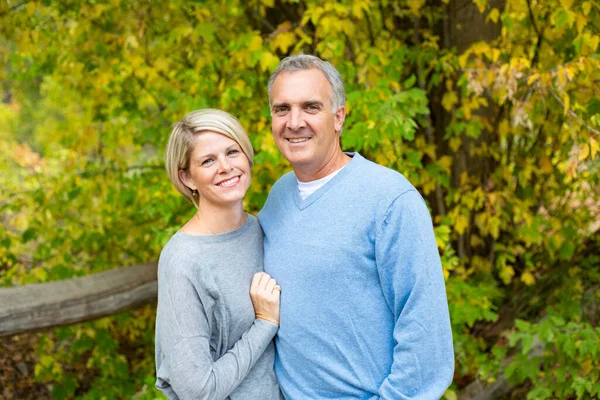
[165,109,254,208]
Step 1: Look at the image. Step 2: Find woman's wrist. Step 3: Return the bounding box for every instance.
[255,313,279,327]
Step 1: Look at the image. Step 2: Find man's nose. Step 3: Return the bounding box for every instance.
[286,108,306,131]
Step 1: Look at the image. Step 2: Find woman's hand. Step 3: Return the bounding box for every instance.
[250,272,281,327]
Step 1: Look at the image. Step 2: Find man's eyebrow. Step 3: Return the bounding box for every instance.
[303,100,324,107]
[271,100,324,108]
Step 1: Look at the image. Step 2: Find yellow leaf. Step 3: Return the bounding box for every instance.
[578,143,590,161]
[471,41,491,56]
[539,156,552,174]
[491,48,501,62]
[583,1,592,15]
[439,156,453,173]
[576,14,588,33]
[342,20,356,36]
[563,93,570,116]
[486,8,500,23]
[154,57,169,72]
[559,0,574,8]
[500,265,514,285]
[590,138,599,160]
[26,1,36,16]
[408,0,426,16]
[455,214,469,235]
[475,0,487,13]
[125,35,139,49]
[442,91,458,111]
[588,34,600,53]
[521,271,535,286]
[449,137,461,152]
[32,267,48,282]
[248,35,263,53]
[527,73,539,85]
[557,66,566,86]
[271,32,296,53]
[462,101,472,120]
[351,1,369,19]
[260,51,280,72]
[443,389,458,400]
[471,234,484,248]
[458,52,470,69]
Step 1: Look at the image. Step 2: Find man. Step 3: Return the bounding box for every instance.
[259,54,454,400]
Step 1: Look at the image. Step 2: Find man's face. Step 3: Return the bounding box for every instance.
[269,69,345,178]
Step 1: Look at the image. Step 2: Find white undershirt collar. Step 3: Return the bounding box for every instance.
[297,166,345,200]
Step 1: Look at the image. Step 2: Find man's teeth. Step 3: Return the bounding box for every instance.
[217,176,240,187]
[288,137,311,143]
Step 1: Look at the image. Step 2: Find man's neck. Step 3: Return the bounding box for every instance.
[295,151,351,182]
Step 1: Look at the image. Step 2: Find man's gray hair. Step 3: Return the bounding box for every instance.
[267,54,346,112]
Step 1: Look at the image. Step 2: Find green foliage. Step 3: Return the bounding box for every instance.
[1,0,599,398]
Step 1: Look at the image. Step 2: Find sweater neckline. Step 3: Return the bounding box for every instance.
[292,152,362,210]
[175,213,254,243]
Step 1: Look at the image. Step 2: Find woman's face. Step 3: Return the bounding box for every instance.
[180,131,251,208]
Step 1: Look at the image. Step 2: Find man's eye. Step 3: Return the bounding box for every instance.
[306,104,319,111]
[275,107,289,115]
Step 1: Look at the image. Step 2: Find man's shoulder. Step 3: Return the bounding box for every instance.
[352,154,415,193]
[264,170,296,201]
[259,170,296,222]
[272,170,296,187]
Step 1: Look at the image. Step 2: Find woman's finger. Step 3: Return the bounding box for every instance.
[257,273,272,288]
[251,272,264,292]
[265,278,277,293]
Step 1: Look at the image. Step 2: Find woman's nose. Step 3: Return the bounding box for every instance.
[218,158,232,173]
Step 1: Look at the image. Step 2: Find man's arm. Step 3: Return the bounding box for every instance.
[375,189,454,400]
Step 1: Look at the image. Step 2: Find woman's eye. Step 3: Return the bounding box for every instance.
[201,158,214,166]
[228,149,240,156]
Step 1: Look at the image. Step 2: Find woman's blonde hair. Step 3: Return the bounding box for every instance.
[165,109,254,208]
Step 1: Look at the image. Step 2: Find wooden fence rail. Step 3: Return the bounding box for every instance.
[0,261,532,399]
[0,263,157,337]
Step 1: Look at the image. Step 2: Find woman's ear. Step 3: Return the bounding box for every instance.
[178,169,195,191]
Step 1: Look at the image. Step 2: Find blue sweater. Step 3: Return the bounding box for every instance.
[259,153,454,400]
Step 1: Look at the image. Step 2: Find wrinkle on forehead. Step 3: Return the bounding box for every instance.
[270,69,334,108]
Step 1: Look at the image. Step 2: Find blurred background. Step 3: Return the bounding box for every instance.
[1,0,599,398]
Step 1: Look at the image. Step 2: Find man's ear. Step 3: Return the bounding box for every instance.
[334,106,346,134]
[178,169,195,191]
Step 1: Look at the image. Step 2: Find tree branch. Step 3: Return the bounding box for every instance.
[549,88,600,137]
[0,1,29,17]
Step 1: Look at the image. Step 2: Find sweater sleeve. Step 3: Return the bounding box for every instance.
[375,190,454,400]
[156,272,278,400]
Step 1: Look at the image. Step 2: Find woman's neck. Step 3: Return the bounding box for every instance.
[182,201,247,236]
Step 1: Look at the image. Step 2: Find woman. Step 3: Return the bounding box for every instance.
[155,109,281,400]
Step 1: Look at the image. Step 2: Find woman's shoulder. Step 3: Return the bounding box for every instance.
[158,234,207,279]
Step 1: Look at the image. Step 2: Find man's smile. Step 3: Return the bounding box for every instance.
[286,137,312,143]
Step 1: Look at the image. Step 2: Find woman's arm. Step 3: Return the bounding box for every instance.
[156,271,279,400]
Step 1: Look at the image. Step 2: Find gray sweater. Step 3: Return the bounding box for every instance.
[155,215,280,400]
